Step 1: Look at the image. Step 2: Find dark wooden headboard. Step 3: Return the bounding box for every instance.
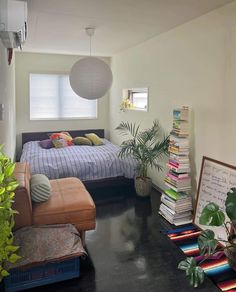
[22,129,105,146]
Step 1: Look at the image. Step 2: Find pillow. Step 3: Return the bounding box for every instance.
[52,138,73,148]
[30,174,51,203]
[73,137,92,146]
[49,132,72,142]
[39,139,54,149]
[85,133,103,146]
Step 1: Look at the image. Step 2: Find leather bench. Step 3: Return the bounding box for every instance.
[13,162,96,245]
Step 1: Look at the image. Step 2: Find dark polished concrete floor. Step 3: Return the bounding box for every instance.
[3,187,220,292]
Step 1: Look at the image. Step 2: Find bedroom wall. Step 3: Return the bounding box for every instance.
[0,42,16,160]
[15,52,110,156]
[109,1,236,195]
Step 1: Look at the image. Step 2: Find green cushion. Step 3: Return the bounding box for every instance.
[85,133,103,146]
[30,174,51,203]
[73,137,92,146]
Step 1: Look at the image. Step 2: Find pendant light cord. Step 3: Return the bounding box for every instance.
[90,34,92,56]
[85,27,95,57]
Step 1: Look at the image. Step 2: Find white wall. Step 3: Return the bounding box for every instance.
[0,43,16,160]
[110,2,236,195]
[15,52,110,156]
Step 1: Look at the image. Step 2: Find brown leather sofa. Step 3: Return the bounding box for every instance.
[13,163,96,244]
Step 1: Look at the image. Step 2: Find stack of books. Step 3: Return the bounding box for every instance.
[171,120,189,137]
[159,106,192,226]
[159,189,192,225]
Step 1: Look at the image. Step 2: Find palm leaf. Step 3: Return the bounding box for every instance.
[115,122,140,138]
[116,120,169,177]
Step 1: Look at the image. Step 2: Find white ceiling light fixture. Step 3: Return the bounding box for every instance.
[69,27,113,100]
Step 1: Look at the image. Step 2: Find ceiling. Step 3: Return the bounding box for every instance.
[22,0,234,56]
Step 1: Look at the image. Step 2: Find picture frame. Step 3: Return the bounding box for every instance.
[194,156,236,242]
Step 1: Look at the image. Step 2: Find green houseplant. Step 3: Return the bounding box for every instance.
[116,120,169,196]
[0,146,20,282]
[178,187,236,288]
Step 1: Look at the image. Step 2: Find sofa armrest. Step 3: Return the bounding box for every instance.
[13,162,33,229]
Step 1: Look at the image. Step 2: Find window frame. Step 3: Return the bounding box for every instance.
[122,87,148,112]
[29,72,98,121]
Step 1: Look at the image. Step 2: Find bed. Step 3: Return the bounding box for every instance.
[20,129,136,189]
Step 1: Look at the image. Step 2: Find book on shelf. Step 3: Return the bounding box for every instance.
[167,172,191,182]
[173,120,189,131]
[165,181,191,192]
[161,195,192,212]
[173,107,189,121]
[164,188,190,201]
[165,177,191,189]
[167,162,190,173]
[168,146,189,156]
[160,203,192,218]
[169,153,190,164]
[170,130,188,138]
[158,209,192,226]
[167,170,190,179]
[169,140,189,149]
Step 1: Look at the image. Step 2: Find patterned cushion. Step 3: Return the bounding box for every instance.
[52,138,73,148]
[85,133,103,146]
[73,137,92,146]
[39,139,54,149]
[49,132,72,142]
[30,174,51,203]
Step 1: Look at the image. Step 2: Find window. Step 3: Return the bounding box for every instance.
[121,88,148,111]
[30,74,97,120]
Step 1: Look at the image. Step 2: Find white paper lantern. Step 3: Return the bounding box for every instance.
[69,56,113,100]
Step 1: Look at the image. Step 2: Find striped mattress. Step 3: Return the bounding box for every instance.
[20,139,136,181]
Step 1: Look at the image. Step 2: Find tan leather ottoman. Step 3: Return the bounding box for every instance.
[13,163,96,245]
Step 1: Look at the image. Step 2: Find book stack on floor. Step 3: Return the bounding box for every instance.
[159,188,192,225]
[159,106,193,226]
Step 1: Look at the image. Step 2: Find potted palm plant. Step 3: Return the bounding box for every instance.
[0,146,20,282]
[178,187,236,288]
[116,120,169,197]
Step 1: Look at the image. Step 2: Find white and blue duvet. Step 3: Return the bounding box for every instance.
[20,139,136,181]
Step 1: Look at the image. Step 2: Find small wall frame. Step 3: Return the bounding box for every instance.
[121,87,148,111]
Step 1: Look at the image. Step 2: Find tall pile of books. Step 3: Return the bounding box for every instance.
[159,106,192,226]
[159,189,192,225]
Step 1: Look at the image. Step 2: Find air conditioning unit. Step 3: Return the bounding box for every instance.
[0,0,27,48]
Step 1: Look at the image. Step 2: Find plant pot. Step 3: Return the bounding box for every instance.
[134,177,152,197]
[225,245,236,271]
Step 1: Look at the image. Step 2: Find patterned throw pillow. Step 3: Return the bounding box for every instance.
[30,174,51,203]
[85,133,103,146]
[52,138,73,148]
[49,132,72,142]
[39,139,54,149]
[73,137,92,146]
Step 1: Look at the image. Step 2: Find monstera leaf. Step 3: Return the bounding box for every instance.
[225,188,236,225]
[198,229,218,256]
[178,257,205,288]
[199,202,225,226]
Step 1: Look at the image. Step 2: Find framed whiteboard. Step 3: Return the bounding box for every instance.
[194,156,236,242]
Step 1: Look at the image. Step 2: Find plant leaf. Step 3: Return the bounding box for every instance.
[9,253,21,264]
[1,270,9,277]
[225,188,236,224]
[5,163,15,177]
[199,202,225,226]
[198,229,218,256]
[178,257,204,287]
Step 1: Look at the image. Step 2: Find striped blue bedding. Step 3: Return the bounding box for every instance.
[20,139,136,181]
